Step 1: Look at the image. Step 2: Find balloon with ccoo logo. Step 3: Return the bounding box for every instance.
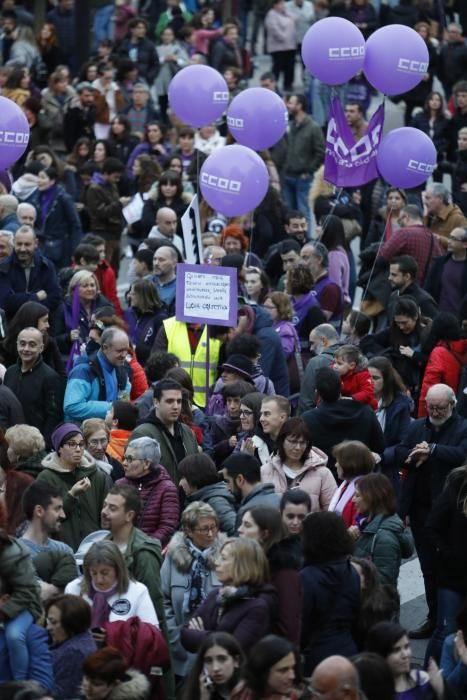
[199,144,269,217]
[227,88,288,151]
[301,17,365,85]
[364,25,429,95]
[168,65,229,128]
[376,127,437,188]
[0,97,30,169]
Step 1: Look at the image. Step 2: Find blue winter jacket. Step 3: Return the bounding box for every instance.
[0,250,62,319]
[63,352,131,422]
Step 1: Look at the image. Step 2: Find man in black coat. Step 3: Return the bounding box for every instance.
[387,255,439,320]
[0,226,62,320]
[394,384,467,638]
[4,328,63,449]
[63,83,97,152]
[302,366,385,474]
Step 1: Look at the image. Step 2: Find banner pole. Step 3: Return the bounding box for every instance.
[205,324,210,408]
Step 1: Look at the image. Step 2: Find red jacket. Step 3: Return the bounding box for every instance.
[129,354,149,401]
[116,465,179,547]
[341,367,377,410]
[95,260,123,318]
[418,339,467,417]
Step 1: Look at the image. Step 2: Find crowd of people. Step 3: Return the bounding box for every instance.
[0,1,467,700]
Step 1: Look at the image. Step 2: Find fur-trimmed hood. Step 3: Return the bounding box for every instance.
[109,669,150,700]
[166,530,227,573]
[41,449,96,473]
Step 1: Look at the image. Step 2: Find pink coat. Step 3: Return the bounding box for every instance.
[260,449,337,511]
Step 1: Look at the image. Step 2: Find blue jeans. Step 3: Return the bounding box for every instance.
[283,175,313,228]
[4,610,33,680]
[0,621,53,688]
[425,589,463,666]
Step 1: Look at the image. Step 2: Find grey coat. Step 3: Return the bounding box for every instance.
[160,531,225,676]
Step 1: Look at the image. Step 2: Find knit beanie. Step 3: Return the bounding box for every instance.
[51,423,83,453]
[221,354,254,380]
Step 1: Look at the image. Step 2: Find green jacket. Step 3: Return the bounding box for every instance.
[129,414,199,484]
[284,114,325,177]
[0,537,42,621]
[353,513,414,588]
[36,451,111,552]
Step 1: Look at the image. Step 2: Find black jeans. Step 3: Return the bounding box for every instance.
[271,50,296,92]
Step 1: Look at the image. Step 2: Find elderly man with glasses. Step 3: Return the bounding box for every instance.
[393,384,467,640]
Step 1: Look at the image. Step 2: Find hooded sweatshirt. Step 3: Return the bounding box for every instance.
[36,450,111,551]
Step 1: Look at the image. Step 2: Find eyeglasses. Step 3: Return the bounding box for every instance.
[88,438,108,447]
[448,235,465,242]
[285,437,308,447]
[239,409,254,417]
[124,455,141,463]
[426,402,451,412]
[193,525,218,534]
[65,441,85,450]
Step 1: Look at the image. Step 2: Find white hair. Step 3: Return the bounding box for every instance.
[127,437,161,464]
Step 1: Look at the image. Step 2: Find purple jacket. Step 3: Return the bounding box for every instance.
[51,631,97,700]
[116,464,180,547]
[181,584,277,653]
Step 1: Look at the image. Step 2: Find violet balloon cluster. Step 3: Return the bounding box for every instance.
[301,18,437,187]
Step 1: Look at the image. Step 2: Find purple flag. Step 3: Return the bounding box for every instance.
[324,96,385,187]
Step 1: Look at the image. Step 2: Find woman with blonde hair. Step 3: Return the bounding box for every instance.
[54,269,113,357]
[5,424,46,479]
[181,537,277,654]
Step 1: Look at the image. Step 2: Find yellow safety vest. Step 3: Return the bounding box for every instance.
[163,318,221,408]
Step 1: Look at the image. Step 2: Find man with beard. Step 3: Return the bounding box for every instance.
[221,453,280,532]
[395,384,467,639]
[21,481,78,598]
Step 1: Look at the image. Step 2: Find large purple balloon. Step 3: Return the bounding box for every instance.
[227,88,288,151]
[0,97,29,169]
[376,127,437,188]
[301,18,365,85]
[168,65,229,128]
[364,25,429,95]
[200,145,269,217]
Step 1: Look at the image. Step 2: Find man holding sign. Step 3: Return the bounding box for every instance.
[152,264,237,409]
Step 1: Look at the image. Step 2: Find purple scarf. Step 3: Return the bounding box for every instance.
[40,185,57,225]
[292,291,319,328]
[89,581,118,628]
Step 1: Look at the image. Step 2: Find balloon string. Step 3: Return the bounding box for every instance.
[317,186,344,240]
[360,205,392,304]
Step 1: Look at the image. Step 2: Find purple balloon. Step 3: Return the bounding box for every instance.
[0,97,30,169]
[227,88,288,151]
[301,18,365,85]
[364,25,429,95]
[200,145,269,217]
[168,65,229,128]
[376,127,437,188]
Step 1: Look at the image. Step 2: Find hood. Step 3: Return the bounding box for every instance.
[311,398,373,427]
[11,173,39,199]
[252,304,274,331]
[270,447,328,474]
[188,482,237,506]
[364,514,414,558]
[110,669,150,700]
[136,409,159,427]
[41,449,96,473]
[166,530,227,573]
[95,458,113,476]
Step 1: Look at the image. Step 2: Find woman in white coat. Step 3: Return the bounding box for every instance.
[65,540,158,630]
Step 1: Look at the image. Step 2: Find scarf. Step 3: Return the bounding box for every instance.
[292,292,319,328]
[89,581,118,628]
[328,478,358,515]
[184,538,212,614]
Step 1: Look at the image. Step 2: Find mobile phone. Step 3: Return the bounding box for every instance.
[203,668,214,691]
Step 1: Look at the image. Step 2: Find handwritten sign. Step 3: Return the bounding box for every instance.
[175,263,237,327]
